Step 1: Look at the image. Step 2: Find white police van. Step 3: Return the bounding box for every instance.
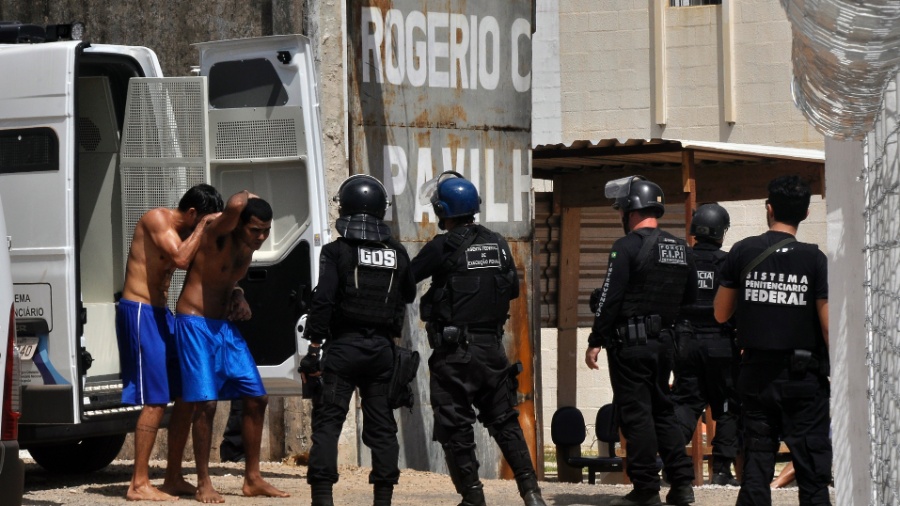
[0,22,329,473]
[0,194,24,503]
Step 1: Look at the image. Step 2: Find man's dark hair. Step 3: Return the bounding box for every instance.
[767,175,811,227]
[240,198,273,224]
[179,184,224,215]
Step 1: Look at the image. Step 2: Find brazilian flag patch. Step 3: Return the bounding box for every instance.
[611,251,617,259]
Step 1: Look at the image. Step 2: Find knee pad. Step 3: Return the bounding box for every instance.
[488,417,533,477]
[443,440,480,485]
[479,405,519,434]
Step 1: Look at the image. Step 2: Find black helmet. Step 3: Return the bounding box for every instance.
[605,175,665,217]
[691,203,730,242]
[334,174,389,219]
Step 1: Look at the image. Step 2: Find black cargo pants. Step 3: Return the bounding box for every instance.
[606,334,695,491]
[736,350,832,506]
[671,330,740,473]
[307,335,399,485]
[428,335,536,485]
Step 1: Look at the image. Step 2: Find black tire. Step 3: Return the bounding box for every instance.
[28,433,127,473]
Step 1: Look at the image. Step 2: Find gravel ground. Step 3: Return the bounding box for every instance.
[21,458,833,505]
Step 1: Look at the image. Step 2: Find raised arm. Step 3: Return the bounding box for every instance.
[207,190,254,237]
[144,209,216,270]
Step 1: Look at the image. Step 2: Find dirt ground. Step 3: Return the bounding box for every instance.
[21,458,833,506]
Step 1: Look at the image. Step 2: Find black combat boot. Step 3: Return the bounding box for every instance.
[445,451,485,505]
[373,483,393,506]
[710,460,739,486]
[310,481,335,506]
[664,482,695,505]
[710,471,740,486]
[515,473,548,506]
[493,427,546,506]
[459,481,486,506]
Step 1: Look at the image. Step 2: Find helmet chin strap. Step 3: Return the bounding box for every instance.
[438,218,446,230]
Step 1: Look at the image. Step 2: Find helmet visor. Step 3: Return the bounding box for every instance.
[417,171,465,206]
[605,175,644,208]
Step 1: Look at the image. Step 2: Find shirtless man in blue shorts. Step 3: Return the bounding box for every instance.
[175,190,289,503]
[117,183,223,501]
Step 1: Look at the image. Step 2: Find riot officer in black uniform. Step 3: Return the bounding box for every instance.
[301,174,416,506]
[671,203,741,486]
[585,175,696,506]
[715,175,831,506]
[411,171,546,506]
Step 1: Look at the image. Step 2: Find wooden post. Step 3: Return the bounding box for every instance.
[691,419,704,486]
[705,408,717,480]
[555,179,583,483]
[682,149,697,243]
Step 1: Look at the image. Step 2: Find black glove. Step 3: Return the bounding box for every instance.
[589,287,602,314]
[299,348,321,375]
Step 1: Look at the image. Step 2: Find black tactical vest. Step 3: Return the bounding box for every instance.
[680,245,726,328]
[336,237,408,328]
[431,225,515,328]
[621,228,690,324]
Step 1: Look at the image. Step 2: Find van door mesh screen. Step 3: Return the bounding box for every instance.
[119,78,209,311]
[215,118,298,159]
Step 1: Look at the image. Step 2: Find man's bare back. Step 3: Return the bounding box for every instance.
[123,207,217,307]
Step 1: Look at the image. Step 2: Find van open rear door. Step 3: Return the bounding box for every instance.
[119,35,329,395]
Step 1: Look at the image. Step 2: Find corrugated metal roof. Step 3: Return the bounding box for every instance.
[532,138,824,178]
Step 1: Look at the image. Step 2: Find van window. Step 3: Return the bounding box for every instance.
[208,59,289,109]
[0,128,59,173]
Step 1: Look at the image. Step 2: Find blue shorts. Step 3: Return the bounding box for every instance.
[115,298,181,405]
[175,314,266,402]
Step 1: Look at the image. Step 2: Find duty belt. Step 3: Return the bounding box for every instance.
[466,332,502,345]
[615,314,662,346]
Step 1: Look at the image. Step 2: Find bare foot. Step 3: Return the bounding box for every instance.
[160,477,197,497]
[194,484,224,504]
[242,477,290,498]
[126,483,179,502]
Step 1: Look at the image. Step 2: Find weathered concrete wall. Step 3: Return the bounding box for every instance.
[0,0,306,76]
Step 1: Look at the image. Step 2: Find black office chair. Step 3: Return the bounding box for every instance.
[551,404,624,484]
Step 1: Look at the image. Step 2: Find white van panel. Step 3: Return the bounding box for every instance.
[0,43,79,405]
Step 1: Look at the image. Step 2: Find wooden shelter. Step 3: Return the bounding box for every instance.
[531,138,825,409]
